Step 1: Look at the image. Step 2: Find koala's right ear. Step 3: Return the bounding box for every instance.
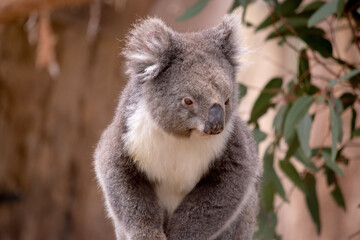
[123,18,174,81]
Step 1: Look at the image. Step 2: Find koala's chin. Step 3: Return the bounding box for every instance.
[94,13,261,240]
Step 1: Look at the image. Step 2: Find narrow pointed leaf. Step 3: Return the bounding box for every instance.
[285,133,300,160]
[300,35,333,58]
[263,146,287,201]
[308,0,337,27]
[298,49,311,87]
[351,108,357,137]
[273,104,289,135]
[253,127,267,146]
[336,0,345,17]
[284,96,313,144]
[297,113,312,158]
[279,0,302,14]
[328,68,360,87]
[229,0,241,12]
[321,149,344,175]
[238,83,247,100]
[279,160,306,193]
[302,1,326,12]
[249,78,282,123]
[255,211,278,240]
[329,103,342,163]
[304,173,321,234]
[256,13,279,31]
[177,0,211,21]
[353,127,360,136]
[295,148,318,171]
[331,184,346,210]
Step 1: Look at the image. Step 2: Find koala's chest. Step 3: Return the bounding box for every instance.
[122,102,229,214]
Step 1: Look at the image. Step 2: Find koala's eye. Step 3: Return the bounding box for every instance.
[183,97,194,106]
[225,98,230,105]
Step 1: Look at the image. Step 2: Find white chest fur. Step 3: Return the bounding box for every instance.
[122,100,232,214]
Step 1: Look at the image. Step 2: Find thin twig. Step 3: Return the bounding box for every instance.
[348,229,360,240]
[311,51,339,78]
[346,13,360,55]
[274,185,296,213]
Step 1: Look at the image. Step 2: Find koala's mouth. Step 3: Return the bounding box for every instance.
[192,127,223,137]
[193,129,210,137]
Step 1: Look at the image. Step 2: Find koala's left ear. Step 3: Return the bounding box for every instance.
[123,17,175,81]
[204,13,242,66]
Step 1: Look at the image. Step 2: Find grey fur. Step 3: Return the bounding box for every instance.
[94,14,261,240]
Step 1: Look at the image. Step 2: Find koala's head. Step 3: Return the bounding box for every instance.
[123,14,242,138]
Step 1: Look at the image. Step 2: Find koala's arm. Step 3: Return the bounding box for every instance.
[165,118,260,240]
[94,124,166,240]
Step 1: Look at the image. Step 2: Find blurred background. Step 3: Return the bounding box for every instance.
[0,0,359,240]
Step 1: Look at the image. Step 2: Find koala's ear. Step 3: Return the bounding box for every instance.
[205,14,242,66]
[123,18,174,81]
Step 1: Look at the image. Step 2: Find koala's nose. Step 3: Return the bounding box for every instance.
[204,104,224,135]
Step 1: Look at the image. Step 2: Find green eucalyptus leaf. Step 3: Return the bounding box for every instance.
[297,113,312,158]
[334,98,344,114]
[249,78,282,123]
[308,0,338,27]
[229,0,252,21]
[300,35,333,58]
[253,127,267,146]
[256,0,302,32]
[321,149,344,175]
[304,173,321,234]
[256,12,279,32]
[302,1,326,12]
[329,103,343,163]
[285,133,300,160]
[177,0,211,21]
[261,181,276,211]
[314,95,326,104]
[298,49,311,87]
[279,160,306,193]
[353,127,360,136]
[263,146,287,201]
[295,148,318,171]
[331,184,346,210]
[267,27,325,40]
[351,108,357,137]
[273,104,289,135]
[229,0,241,12]
[328,68,360,87]
[284,96,313,144]
[307,84,320,95]
[324,166,336,185]
[238,83,248,100]
[278,0,302,15]
[336,0,345,17]
[255,211,278,240]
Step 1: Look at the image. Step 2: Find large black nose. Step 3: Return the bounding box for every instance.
[204,104,224,135]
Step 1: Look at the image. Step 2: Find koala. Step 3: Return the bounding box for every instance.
[94,14,261,240]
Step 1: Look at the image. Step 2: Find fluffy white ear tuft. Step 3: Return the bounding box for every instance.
[123,18,174,81]
[207,13,243,66]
